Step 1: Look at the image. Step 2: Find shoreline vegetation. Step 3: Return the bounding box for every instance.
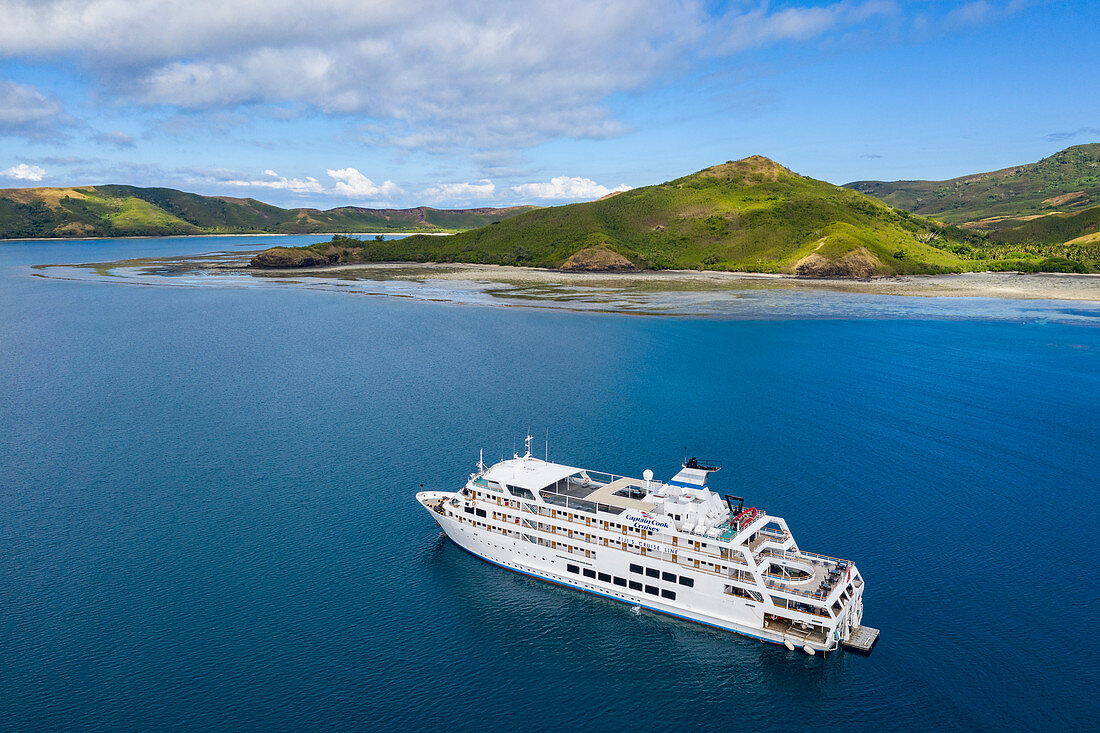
[249,148,1100,278]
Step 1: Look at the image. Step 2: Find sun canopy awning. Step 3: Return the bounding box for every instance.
[482,458,584,492]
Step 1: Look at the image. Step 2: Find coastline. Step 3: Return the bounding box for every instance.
[235,260,1100,302]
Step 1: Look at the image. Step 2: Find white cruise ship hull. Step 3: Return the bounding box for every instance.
[418,490,842,651]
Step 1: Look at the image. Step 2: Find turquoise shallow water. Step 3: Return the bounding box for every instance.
[2,237,1099,731]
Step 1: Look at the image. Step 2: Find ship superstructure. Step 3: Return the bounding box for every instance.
[417,436,874,654]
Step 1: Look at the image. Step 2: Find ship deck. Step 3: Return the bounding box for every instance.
[764,617,829,647]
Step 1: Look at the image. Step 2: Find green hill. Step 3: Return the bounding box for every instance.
[0,184,535,239]
[845,143,1100,225]
[259,155,1100,275]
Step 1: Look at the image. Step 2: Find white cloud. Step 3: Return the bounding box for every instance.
[92,130,135,148]
[511,176,630,201]
[417,175,631,205]
[327,167,403,198]
[0,79,70,139]
[1,163,48,181]
[0,1,905,151]
[710,1,897,55]
[188,166,406,200]
[421,179,496,202]
[220,169,324,194]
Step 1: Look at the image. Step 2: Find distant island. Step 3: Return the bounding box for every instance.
[251,146,1100,277]
[0,184,535,238]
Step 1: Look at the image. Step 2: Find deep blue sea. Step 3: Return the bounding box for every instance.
[2,236,1098,731]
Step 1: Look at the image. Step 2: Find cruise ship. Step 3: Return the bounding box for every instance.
[417,436,875,654]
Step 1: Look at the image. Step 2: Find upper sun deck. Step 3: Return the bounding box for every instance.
[472,453,764,541]
[478,455,659,512]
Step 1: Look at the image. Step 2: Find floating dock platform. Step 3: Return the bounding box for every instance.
[842,625,880,654]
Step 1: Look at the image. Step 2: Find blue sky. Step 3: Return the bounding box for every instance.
[0,0,1097,209]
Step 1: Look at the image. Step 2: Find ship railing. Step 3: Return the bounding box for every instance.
[540,489,626,516]
[761,547,851,570]
[479,512,828,601]
[489,496,762,567]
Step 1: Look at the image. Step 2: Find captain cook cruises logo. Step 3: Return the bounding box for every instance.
[623,510,674,534]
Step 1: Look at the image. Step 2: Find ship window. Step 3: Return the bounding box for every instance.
[644,585,659,595]
[661,589,676,600]
[583,568,596,578]
[629,580,643,591]
[598,572,611,582]
[507,485,535,500]
[613,576,627,587]
[629,564,643,574]
[464,506,474,515]
[678,576,694,588]
[567,564,579,574]
[662,572,676,582]
[475,509,486,518]
[645,568,659,578]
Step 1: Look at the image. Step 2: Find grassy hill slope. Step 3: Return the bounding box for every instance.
[265,155,1100,275]
[845,143,1100,225]
[0,184,535,239]
[268,156,1013,276]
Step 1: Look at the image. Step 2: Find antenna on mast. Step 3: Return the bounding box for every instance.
[523,431,533,458]
[545,428,549,462]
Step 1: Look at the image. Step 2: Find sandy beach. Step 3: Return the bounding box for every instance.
[237,261,1100,301]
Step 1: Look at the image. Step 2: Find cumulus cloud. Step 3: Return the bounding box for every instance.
[0,79,70,140]
[220,169,324,194]
[511,176,630,201]
[1,163,48,181]
[185,166,406,200]
[421,180,497,202]
[327,167,403,198]
[418,175,630,205]
[0,1,911,151]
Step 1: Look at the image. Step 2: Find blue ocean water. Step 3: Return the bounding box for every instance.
[2,237,1098,731]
